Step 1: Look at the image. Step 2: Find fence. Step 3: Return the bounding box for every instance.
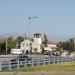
[0,55,75,71]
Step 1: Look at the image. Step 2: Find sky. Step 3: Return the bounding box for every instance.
[0,0,75,41]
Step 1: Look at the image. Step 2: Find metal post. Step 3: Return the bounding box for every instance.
[61,57,63,63]
[9,61,11,70]
[49,57,51,64]
[38,58,40,66]
[24,59,27,68]
[31,58,33,67]
[53,57,55,64]
[17,59,19,69]
[43,56,45,65]
[0,61,1,71]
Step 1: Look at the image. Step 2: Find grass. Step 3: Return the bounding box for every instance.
[0,62,75,75]
[12,62,75,72]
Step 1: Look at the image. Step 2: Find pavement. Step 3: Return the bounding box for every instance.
[0,71,75,75]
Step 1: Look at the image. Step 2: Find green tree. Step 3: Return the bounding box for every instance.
[7,37,16,48]
[42,33,48,47]
[57,38,75,53]
[58,41,70,50]
[41,44,44,54]
[7,37,16,54]
[0,42,6,54]
[0,37,16,54]
[15,36,24,48]
[69,38,75,52]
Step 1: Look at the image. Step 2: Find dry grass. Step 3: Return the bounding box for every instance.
[14,62,75,72]
[0,62,75,75]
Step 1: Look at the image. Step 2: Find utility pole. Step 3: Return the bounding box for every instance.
[28,16,37,40]
[6,35,7,54]
[0,44,1,54]
[28,16,37,55]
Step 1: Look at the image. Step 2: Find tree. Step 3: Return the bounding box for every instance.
[41,44,44,54]
[7,36,16,54]
[58,41,70,50]
[57,38,75,53]
[7,37,16,48]
[0,36,16,54]
[69,38,75,52]
[15,36,24,48]
[0,42,6,54]
[42,33,48,47]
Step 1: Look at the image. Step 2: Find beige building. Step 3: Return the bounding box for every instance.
[44,44,57,51]
[11,33,57,54]
[20,33,42,53]
[20,39,33,53]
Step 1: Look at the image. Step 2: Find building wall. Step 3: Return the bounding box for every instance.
[20,33,43,53]
[32,43,41,53]
[47,44,57,49]
[20,39,33,52]
[11,49,22,54]
[34,38,42,44]
[20,38,42,53]
[33,33,42,53]
[44,44,57,51]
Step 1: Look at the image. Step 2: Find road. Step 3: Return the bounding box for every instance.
[0,72,75,75]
